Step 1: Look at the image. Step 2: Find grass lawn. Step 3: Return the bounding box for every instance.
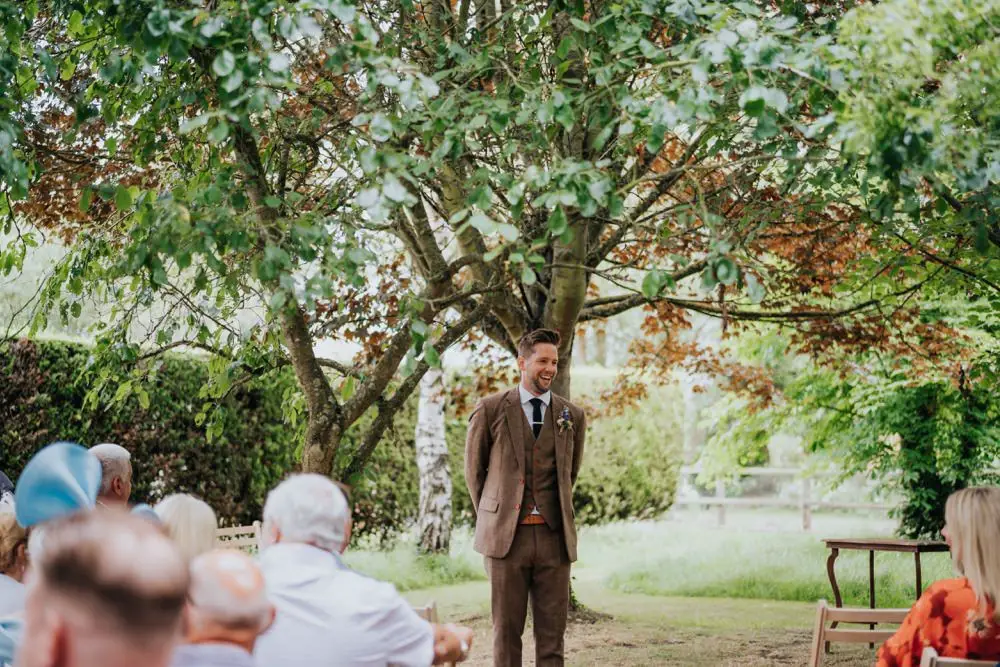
[345,509,946,665]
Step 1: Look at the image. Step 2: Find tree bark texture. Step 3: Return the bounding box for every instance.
[415,368,453,553]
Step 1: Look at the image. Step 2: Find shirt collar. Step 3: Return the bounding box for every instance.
[519,385,551,407]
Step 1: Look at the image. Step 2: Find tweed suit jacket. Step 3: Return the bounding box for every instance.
[464,387,586,561]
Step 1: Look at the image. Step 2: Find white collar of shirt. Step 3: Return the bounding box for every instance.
[519,385,551,407]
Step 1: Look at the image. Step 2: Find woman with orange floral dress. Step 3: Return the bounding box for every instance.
[876,487,1000,667]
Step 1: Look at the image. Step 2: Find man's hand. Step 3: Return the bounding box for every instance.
[433,623,474,663]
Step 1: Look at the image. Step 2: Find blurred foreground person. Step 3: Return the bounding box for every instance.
[87,444,132,509]
[171,550,274,667]
[254,474,474,667]
[877,487,1000,666]
[155,494,218,562]
[14,511,189,667]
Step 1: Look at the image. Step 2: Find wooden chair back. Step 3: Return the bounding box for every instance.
[215,521,261,554]
[412,601,456,667]
[919,647,1000,666]
[808,599,909,667]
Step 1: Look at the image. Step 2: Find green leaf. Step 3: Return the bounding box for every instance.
[208,121,230,144]
[179,114,210,134]
[570,18,591,32]
[79,188,94,213]
[112,381,133,404]
[745,272,765,304]
[340,376,356,401]
[424,345,441,368]
[137,388,151,410]
[60,57,76,81]
[975,224,990,254]
[521,266,537,285]
[264,196,282,208]
[212,51,236,78]
[68,11,84,35]
[469,213,496,234]
[548,207,568,235]
[114,185,134,210]
[642,271,662,300]
[497,223,520,242]
[715,258,738,285]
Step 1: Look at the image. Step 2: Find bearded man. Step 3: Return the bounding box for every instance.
[464,328,586,667]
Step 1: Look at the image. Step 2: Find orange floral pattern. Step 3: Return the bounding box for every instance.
[877,577,1000,667]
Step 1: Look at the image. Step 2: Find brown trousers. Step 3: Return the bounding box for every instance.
[486,523,571,667]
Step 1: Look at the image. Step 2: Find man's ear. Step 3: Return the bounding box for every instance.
[44,611,68,667]
[339,518,353,555]
[111,476,124,497]
[516,356,526,373]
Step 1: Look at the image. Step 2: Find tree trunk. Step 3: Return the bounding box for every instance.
[415,368,453,553]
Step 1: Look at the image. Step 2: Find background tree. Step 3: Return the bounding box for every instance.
[3,0,990,484]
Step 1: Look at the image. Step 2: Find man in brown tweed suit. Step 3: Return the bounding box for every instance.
[464,328,586,667]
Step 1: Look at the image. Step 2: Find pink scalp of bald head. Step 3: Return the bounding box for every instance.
[187,549,272,636]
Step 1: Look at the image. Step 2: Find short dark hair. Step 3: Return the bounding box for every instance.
[517,328,561,359]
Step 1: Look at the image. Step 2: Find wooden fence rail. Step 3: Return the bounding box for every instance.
[675,466,894,530]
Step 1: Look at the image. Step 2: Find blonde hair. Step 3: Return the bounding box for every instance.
[154,494,218,563]
[0,510,27,575]
[945,487,1000,622]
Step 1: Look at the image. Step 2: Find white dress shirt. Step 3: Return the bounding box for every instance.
[518,385,551,431]
[254,543,434,667]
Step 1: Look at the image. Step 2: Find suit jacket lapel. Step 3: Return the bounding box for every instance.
[503,388,526,473]
[551,394,568,474]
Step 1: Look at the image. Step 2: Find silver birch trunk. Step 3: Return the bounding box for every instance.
[415,368,452,553]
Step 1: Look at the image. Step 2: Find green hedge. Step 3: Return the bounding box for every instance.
[0,338,297,525]
[0,339,680,543]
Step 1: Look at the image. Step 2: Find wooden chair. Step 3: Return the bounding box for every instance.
[413,601,456,667]
[215,521,261,554]
[919,647,1000,666]
[808,599,909,667]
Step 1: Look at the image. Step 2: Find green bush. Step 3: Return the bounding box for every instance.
[0,338,297,525]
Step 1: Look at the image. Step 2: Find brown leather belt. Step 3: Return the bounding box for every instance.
[520,513,546,526]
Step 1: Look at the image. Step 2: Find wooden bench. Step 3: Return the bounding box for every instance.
[808,599,908,667]
[215,521,261,553]
[919,648,1000,666]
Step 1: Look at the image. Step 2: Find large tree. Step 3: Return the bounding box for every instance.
[0,0,968,478]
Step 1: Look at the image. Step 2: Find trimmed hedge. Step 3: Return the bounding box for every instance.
[0,339,680,543]
[0,338,297,525]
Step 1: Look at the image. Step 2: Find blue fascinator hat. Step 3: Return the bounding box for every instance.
[14,442,101,528]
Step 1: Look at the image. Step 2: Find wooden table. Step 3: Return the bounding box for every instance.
[823,538,949,651]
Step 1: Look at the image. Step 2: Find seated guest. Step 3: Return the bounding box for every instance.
[88,443,133,508]
[14,511,189,667]
[14,441,102,568]
[0,510,27,617]
[254,474,474,667]
[155,494,218,562]
[171,550,274,667]
[877,487,1000,666]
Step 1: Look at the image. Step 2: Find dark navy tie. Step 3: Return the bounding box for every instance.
[530,398,544,438]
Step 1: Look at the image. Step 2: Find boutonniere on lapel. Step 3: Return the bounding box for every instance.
[556,407,574,434]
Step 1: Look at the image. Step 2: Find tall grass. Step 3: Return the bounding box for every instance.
[595,510,953,607]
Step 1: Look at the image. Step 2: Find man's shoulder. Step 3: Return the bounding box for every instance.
[553,393,584,415]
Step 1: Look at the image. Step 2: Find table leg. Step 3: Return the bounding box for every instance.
[869,550,876,647]
[826,548,842,653]
[915,551,923,600]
